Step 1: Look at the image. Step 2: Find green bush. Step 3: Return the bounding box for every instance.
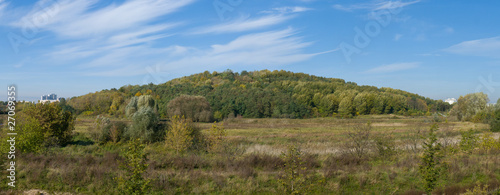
[462,182,489,195]
[432,113,442,122]
[89,115,110,144]
[108,121,127,143]
[125,107,160,143]
[89,115,127,144]
[19,103,74,147]
[16,117,45,153]
[478,132,500,152]
[490,108,500,132]
[116,138,151,194]
[373,133,397,159]
[459,129,478,153]
[419,123,447,194]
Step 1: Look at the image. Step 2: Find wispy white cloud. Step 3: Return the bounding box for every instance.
[365,62,420,73]
[11,0,95,32]
[91,28,328,76]
[416,53,441,57]
[0,0,7,18]
[13,0,194,38]
[10,0,325,79]
[374,0,420,11]
[45,23,178,64]
[333,0,420,12]
[261,6,313,14]
[444,27,454,34]
[24,0,194,69]
[164,28,330,68]
[103,24,178,50]
[443,36,500,58]
[394,33,403,41]
[193,14,293,34]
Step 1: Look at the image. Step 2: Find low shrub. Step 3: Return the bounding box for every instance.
[116,139,151,194]
[459,129,478,154]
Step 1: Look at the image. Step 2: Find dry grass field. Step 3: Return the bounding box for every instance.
[3,115,500,194]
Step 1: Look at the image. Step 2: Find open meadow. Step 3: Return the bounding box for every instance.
[5,115,500,194]
[4,0,500,194]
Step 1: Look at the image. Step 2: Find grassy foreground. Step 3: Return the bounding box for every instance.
[3,115,500,194]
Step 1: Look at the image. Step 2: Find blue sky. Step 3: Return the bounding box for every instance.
[1,0,499,102]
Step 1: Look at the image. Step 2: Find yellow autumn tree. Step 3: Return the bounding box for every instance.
[165,115,193,154]
[207,122,226,153]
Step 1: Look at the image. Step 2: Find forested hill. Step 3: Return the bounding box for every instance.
[67,70,452,119]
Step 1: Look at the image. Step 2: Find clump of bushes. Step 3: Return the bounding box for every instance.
[490,107,500,132]
[206,122,226,153]
[373,133,397,159]
[89,115,127,144]
[167,95,212,122]
[10,103,74,153]
[165,115,205,154]
[125,95,156,118]
[126,107,161,143]
[89,115,110,144]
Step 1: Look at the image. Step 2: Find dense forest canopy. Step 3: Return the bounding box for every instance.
[67,70,452,119]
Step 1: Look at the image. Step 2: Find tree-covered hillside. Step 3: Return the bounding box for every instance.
[67,70,452,119]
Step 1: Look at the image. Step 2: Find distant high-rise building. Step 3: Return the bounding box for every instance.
[40,93,59,103]
[445,98,457,104]
[48,93,57,100]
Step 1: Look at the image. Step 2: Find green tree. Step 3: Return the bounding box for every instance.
[125,96,139,118]
[116,138,151,195]
[58,98,76,115]
[490,99,500,132]
[126,107,160,143]
[451,92,489,121]
[126,95,156,118]
[338,91,356,117]
[419,124,446,193]
[279,146,308,194]
[353,92,375,115]
[20,103,74,146]
[137,95,155,110]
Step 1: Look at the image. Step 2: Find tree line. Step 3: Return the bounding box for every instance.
[66,70,453,120]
